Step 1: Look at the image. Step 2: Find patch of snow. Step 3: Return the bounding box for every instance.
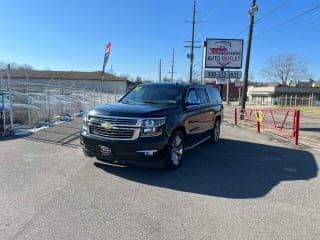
[14,130,32,137]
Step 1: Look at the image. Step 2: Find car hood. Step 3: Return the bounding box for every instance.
[88,102,179,118]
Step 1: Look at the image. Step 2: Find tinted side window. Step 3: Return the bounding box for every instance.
[196,89,210,104]
[207,86,222,104]
[186,89,199,104]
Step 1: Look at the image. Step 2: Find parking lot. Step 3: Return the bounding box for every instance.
[0,118,319,240]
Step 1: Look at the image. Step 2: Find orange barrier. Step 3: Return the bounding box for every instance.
[234,108,300,145]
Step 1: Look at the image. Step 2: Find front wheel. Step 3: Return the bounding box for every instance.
[166,131,184,169]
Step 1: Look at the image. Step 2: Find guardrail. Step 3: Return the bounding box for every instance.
[234,108,300,145]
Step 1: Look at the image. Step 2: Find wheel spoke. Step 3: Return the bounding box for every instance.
[171,152,178,163]
[214,122,220,141]
[176,148,183,155]
[174,137,182,147]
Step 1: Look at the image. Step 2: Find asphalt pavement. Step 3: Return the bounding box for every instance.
[0,120,319,240]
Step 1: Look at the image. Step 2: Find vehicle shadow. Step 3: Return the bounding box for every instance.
[300,127,320,132]
[94,139,318,199]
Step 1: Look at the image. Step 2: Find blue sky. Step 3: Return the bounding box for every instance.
[1,0,320,81]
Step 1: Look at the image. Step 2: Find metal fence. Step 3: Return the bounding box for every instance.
[277,95,317,107]
[0,68,122,136]
[250,95,318,106]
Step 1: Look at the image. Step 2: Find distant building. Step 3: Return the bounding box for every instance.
[247,85,320,105]
[0,69,134,94]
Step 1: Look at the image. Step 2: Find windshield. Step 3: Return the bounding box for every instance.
[120,85,183,105]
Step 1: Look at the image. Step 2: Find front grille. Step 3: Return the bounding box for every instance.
[89,126,135,139]
[88,116,140,140]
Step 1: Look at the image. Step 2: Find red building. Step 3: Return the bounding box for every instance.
[206,82,241,101]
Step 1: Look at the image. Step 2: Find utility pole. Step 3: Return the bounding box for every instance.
[189,0,196,83]
[241,0,258,117]
[158,59,162,82]
[185,0,201,83]
[201,40,206,84]
[168,48,176,82]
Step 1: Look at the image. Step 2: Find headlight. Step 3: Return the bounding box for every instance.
[82,112,89,131]
[141,118,166,137]
[142,118,166,127]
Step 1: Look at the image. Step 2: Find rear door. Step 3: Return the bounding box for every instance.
[195,87,215,135]
[207,86,223,127]
[206,86,223,115]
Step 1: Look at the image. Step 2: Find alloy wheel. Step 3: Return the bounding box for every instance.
[171,135,183,166]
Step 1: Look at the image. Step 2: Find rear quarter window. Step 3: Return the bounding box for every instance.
[196,89,210,104]
[206,86,222,104]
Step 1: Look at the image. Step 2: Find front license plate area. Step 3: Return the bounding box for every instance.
[99,145,112,156]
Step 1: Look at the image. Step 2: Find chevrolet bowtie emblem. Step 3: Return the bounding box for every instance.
[101,122,113,129]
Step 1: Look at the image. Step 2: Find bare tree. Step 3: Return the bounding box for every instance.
[261,54,309,86]
[0,61,33,70]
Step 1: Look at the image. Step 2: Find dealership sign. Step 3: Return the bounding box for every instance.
[205,39,243,69]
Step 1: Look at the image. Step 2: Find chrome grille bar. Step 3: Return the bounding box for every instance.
[88,115,141,140]
[89,116,138,126]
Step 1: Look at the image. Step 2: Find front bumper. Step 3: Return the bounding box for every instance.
[80,129,169,167]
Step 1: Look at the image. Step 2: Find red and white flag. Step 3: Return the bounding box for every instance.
[102,42,112,76]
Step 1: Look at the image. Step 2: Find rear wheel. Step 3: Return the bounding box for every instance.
[166,131,184,169]
[210,119,221,144]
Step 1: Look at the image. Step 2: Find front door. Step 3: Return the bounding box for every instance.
[184,88,203,147]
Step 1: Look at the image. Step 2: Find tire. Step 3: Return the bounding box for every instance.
[210,118,221,144]
[166,130,184,169]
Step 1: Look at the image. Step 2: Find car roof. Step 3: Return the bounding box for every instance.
[140,82,206,88]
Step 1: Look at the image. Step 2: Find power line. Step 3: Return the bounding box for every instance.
[234,0,292,38]
[239,3,320,41]
[254,4,320,37]
[255,0,291,24]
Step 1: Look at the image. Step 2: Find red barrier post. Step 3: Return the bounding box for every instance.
[256,120,260,133]
[234,108,238,125]
[293,110,300,145]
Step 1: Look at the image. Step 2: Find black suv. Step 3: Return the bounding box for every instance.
[80,82,223,168]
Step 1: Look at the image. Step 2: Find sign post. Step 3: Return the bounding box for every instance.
[220,67,224,99]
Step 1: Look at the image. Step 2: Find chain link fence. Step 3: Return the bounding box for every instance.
[0,69,122,136]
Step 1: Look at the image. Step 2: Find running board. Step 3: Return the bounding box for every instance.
[184,136,211,150]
